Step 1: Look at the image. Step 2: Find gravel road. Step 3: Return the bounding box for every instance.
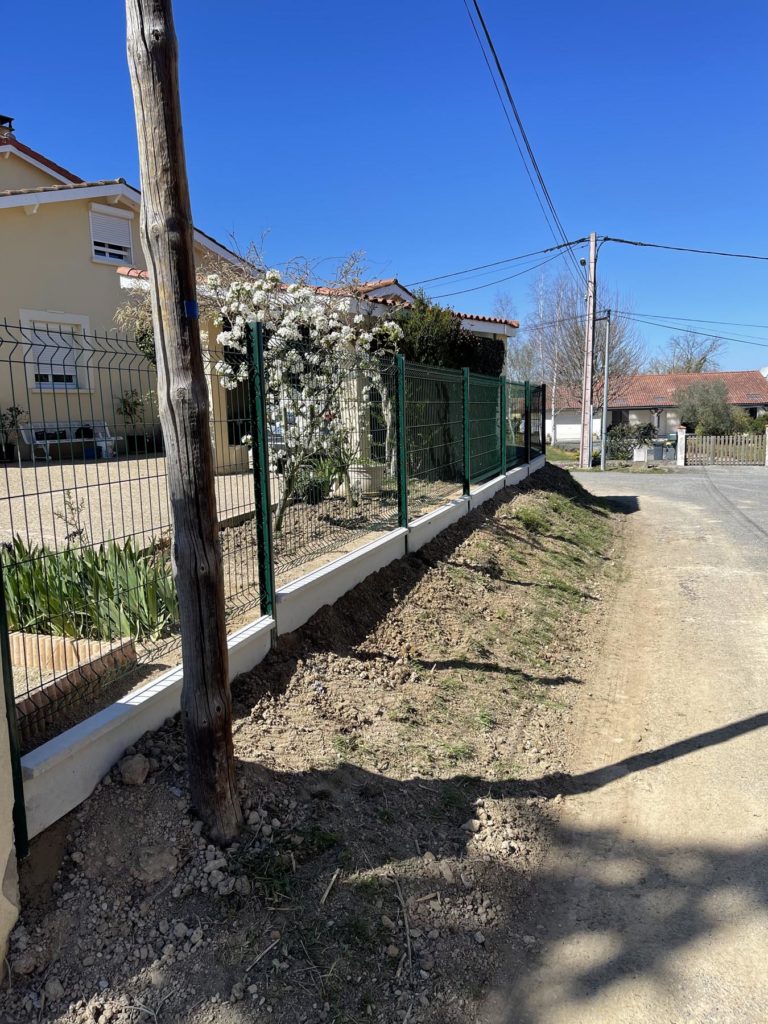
[482,466,768,1023]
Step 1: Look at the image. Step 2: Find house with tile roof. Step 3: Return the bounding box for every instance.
[546,370,768,444]
[0,118,518,470]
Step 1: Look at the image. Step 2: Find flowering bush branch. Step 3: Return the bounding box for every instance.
[208,268,403,532]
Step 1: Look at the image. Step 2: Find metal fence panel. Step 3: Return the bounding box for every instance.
[469,373,502,483]
[530,384,545,456]
[0,321,265,748]
[403,363,465,521]
[506,381,527,469]
[265,355,399,584]
[1,315,548,752]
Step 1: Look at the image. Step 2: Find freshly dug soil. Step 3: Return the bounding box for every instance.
[3,465,623,1024]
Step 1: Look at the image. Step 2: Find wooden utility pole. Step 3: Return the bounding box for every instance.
[125,0,242,843]
[600,311,611,471]
[579,232,597,469]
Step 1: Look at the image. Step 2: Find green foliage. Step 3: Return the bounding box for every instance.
[1,535,178,641]
[677,379,733,435]
[606,422,656,460]
[0,405,25,447]
[515,504,549,534]
[392,291,505,375]
[115,388,145,428]
[134,325,156,365]
[731,410,768,435]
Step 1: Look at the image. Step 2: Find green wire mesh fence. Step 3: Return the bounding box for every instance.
[403,363,465,522]
[0,321,267,749]
[468,373,503,484]
[264,354,400,586]
[530,384,546,456]
[506,381,528,469]
[0,319,543,752]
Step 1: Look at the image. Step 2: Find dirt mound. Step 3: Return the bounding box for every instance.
[4,466,622,1024]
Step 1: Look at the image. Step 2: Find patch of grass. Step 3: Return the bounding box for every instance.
[474,708,498,731]
[437,674,466,695]
[331,733,374,762]
[387,698,421,724]
[332,733,360,757]
[352,874,384,895]
[442,740,476,763]
[546,445,578,462]
[514,503,549,534]
[229,847,294,906]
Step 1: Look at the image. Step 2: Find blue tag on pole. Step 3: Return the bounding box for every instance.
[184,300,199,319]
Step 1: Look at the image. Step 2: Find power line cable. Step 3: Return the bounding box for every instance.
[618,313,768,352]
[522,311,588,331]
[463,0,585,286]
[601,236,768,262]
[429,249,571,299]
[615,312,768,345]
[461,0,565,257]
[615,310,768,332]
[406,237,588,287]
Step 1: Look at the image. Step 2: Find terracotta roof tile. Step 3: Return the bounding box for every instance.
[117,268,520,329]
[454,310,519,328]
[557,370,768,410]
[363,293,518,328]
[0,178,129,197]
[1,136,83,183]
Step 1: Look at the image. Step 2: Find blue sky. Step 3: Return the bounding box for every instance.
[4,1,768,369]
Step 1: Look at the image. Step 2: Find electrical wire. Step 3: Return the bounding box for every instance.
[618,313,768,352]
[429,249,572,298]
[616,310,768,332]
[522,311,588,331]
[405,237,588,287]
[601,236,768,262]
[463,0,586,287]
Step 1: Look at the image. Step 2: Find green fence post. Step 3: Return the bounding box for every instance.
[524,380,532,465]
[0,560,28,859]
[462,367,471,494]
[541,383,547,458]
[499,379,507,477]
[247,322,276,619]
[395,354,408,528]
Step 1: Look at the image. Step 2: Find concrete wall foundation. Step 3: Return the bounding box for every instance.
[19,456,549,840]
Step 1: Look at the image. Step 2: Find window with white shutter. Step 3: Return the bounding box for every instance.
[20,311,91,390]
[89,204,133,263]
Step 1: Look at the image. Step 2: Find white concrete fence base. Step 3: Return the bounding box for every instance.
[21,456,547,839]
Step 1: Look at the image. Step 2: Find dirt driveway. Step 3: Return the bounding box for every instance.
[482,467,768,1023]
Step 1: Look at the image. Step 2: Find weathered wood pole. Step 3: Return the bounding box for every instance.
[125,0,242,843]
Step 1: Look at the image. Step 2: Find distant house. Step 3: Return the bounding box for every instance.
[0,114,245,467]
[345,278,519,346]
[546,370,768,444]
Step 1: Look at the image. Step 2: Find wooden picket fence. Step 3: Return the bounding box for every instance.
[685,433,766,466]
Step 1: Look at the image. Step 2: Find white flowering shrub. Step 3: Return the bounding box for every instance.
[208,269,403,532]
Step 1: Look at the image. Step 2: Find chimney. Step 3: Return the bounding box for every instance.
[0,115,15,139]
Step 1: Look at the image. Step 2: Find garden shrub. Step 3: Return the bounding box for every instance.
[606,422,656,460]
[1,536,178,641]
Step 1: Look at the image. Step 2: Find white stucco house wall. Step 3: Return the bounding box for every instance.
[546,370,768,444]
